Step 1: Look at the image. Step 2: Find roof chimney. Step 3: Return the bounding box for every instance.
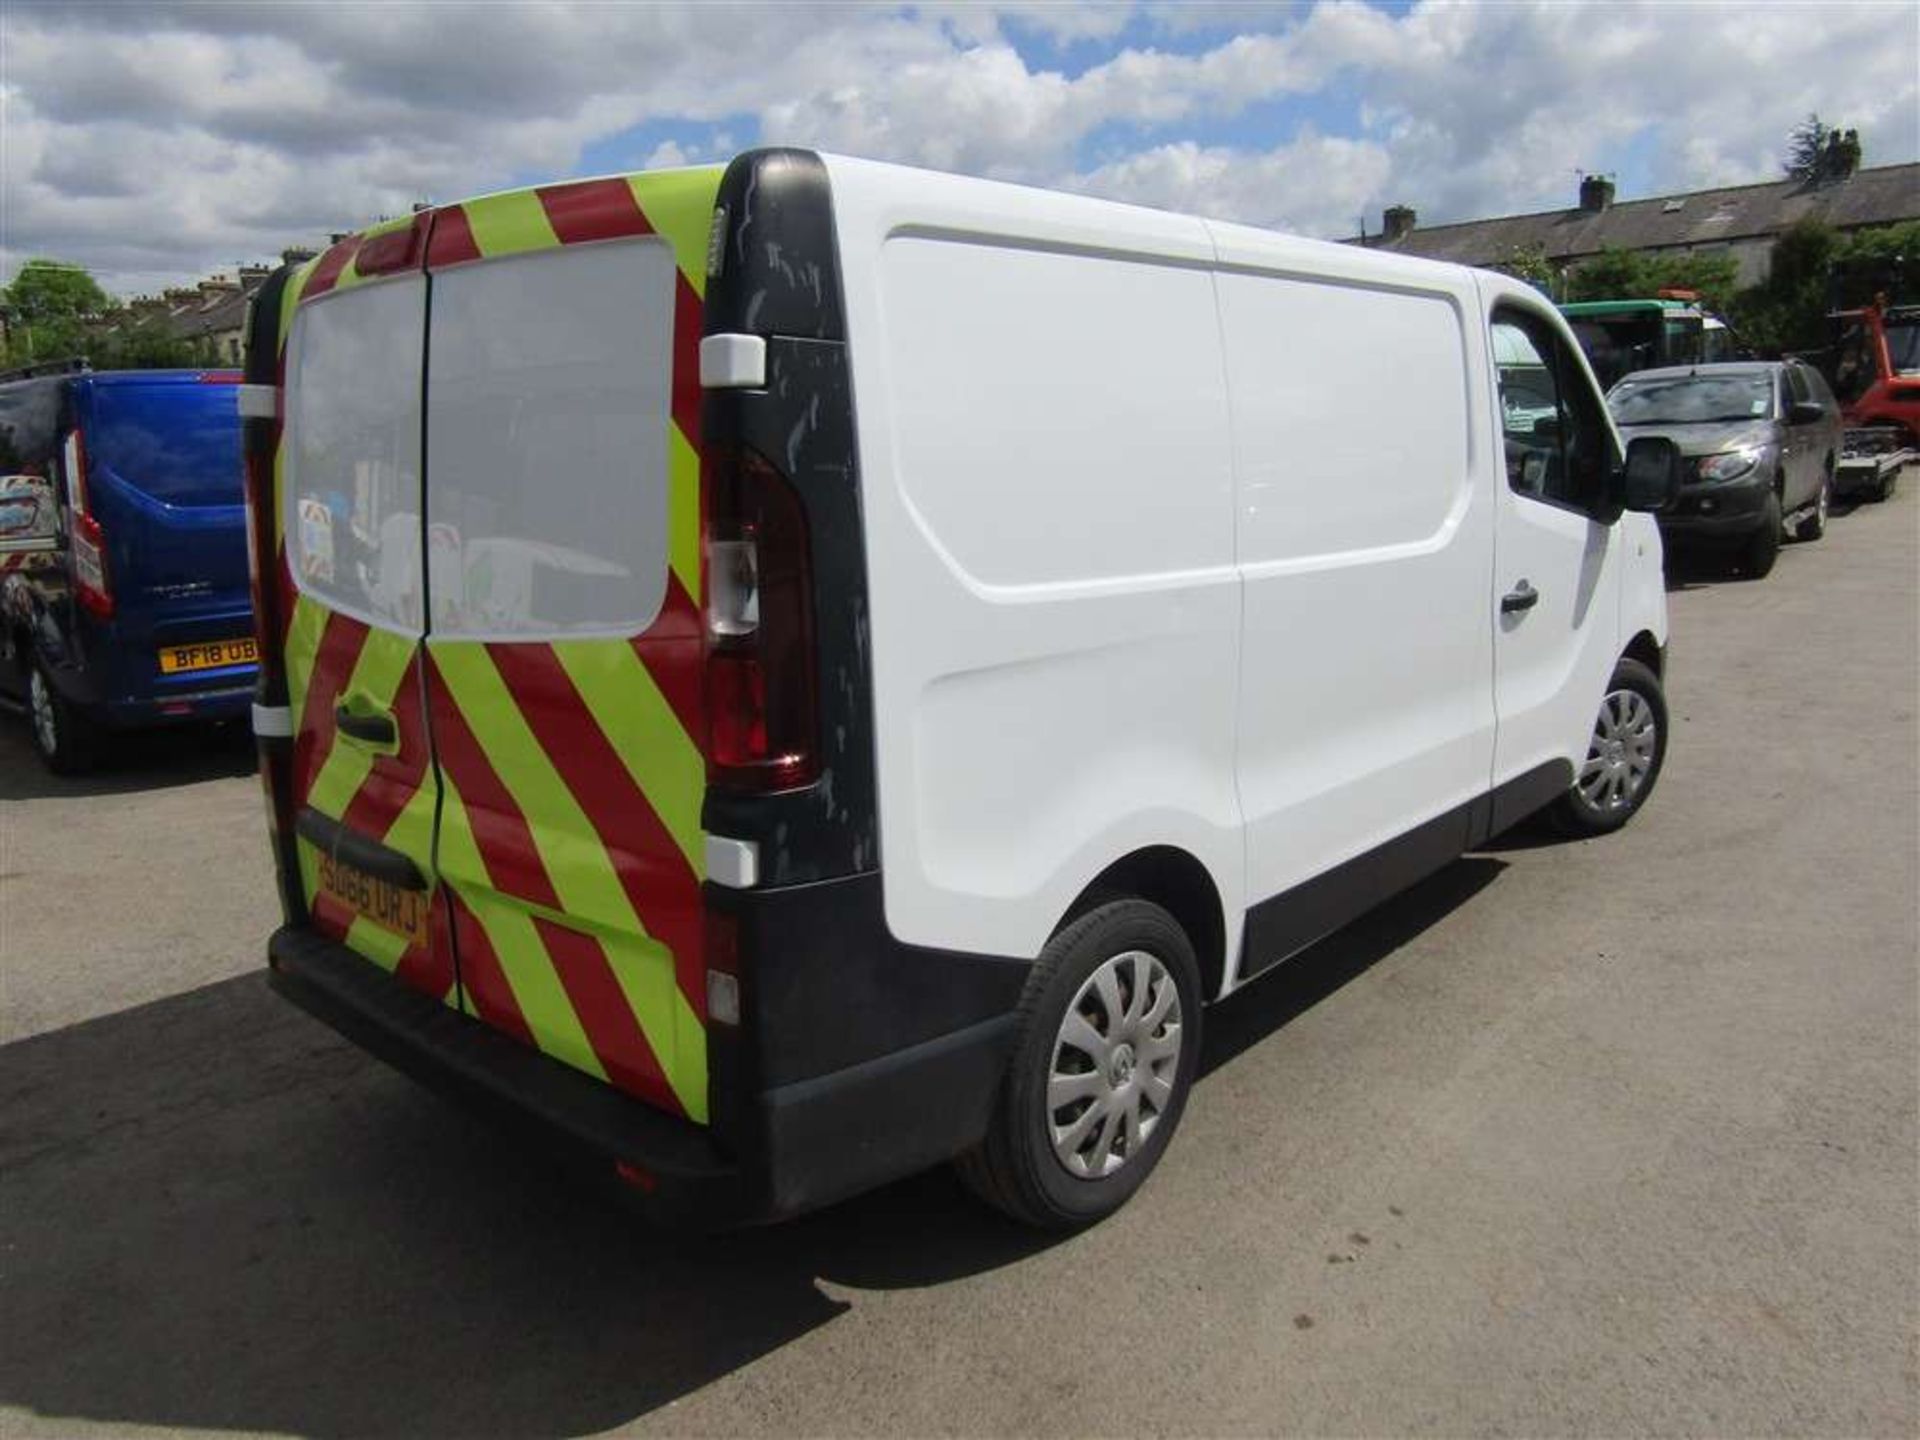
[1579,174,1615,213]
[1382,204,1417,243]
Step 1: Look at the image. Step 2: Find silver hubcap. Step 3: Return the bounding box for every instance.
[1817,482,1829,526]
[1048,950,1183,1180]
[28,669,57,756]
[1577,687,1656,813]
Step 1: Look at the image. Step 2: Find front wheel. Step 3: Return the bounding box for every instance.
[1799,471,1830,541]
[1740,492,1782,578]
[27,660,97,775]
[1550,657,1668,837]
[957,899,1202,1229]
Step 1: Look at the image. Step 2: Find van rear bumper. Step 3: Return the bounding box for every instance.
[104,680,254,728]
[267,924,1017,1226]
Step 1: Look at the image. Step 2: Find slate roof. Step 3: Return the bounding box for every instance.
[1361,163,1919,267]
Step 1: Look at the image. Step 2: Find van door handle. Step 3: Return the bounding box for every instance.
[335,706,396,747]
[1501,581,1540,614]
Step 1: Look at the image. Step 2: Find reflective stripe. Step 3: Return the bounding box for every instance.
[251,702,292,738]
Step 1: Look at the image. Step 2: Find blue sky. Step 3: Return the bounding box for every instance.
[5,1,1916,293]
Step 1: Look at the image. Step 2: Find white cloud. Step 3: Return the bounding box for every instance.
[1065,132,1393,238]
[1,0,1913,295]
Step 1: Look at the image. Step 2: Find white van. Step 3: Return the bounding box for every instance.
[249,149,1683,1230]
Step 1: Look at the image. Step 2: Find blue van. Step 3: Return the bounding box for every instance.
[0,363,256,772]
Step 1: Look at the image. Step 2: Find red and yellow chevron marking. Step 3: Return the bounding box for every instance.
[272,167,723,1123]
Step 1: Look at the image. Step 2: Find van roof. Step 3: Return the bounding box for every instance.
[84,369,242,387]
[299,150,1492,302]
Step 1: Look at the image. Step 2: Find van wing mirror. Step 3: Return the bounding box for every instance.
[1621,437,1683,513]
[0,475,59,552]
[1788,400,1825,426]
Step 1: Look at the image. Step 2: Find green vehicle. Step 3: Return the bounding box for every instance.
[1561,295,1744,390]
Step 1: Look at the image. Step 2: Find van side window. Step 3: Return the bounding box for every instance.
[1492,309,1613,514]
[1785,364,1813,408]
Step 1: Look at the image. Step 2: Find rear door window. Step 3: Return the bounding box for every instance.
[284,275,427,633]
[425,239,675,639]
[88,383,243,507]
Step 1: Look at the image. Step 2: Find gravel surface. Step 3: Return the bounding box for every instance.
[2,481,1914,1438]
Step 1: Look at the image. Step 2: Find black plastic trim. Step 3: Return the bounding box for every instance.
[1478,758,1575,844]
[1241,759,1575,980]
[333,706,395,746]
[702,150,878,884]
[268,926,750,1226]
[295,807,427,890]
[759,1011,1017,1217]
[269,922,1020,1226]
[242,264,307,926]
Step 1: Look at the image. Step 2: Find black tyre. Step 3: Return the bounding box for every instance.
[1798,470,1830,542]
[1740,492,1782,578]
[957,899,1202,1230]
[27,659,97,775]
[1549,657,1668,837]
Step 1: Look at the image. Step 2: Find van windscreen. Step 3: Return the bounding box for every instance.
[89,382,243,507]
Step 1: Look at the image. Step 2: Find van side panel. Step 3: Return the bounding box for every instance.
[1208,235,1497,977]
[825,156,1245,973]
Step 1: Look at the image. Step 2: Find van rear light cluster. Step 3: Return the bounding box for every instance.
[69,511,112,618]
[702,445,818,791]
[60,426,112,618]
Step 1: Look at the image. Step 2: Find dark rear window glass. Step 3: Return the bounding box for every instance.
[87,383,242,506]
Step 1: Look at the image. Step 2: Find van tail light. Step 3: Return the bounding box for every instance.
[61,425,112,618]
[69,511,113,618]
[702,445,818,791]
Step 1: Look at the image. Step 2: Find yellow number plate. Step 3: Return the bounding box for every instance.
[157,637,259,674]
[316,854,431,947]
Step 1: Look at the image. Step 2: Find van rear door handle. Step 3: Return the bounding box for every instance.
[335,706,396,746]
[1501,581,1539,614]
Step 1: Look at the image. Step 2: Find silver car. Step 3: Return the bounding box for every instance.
[1607,360,1843,579]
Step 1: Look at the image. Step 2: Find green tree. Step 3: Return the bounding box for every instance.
[1784,114,1832,181]
[93,318,218,370]
[1492,242,1560,297]
[1564,247,1655,302]
[1783,114,1862,183]
[1832,219,1920,306]
[1564,247,1738,314]
[1,258,115,365]
[1726,217,1836,354]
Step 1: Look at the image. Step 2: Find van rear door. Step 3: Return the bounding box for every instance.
[417,175,718,1124]
[75,372,257,703]
[278,255,454,1001]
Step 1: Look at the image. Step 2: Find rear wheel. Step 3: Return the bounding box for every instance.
[957,899,1201,1229]
[1550,657,1667,837]
[27,660,96,775]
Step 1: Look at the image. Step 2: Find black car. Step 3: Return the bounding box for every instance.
[1607,360,1844,578]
